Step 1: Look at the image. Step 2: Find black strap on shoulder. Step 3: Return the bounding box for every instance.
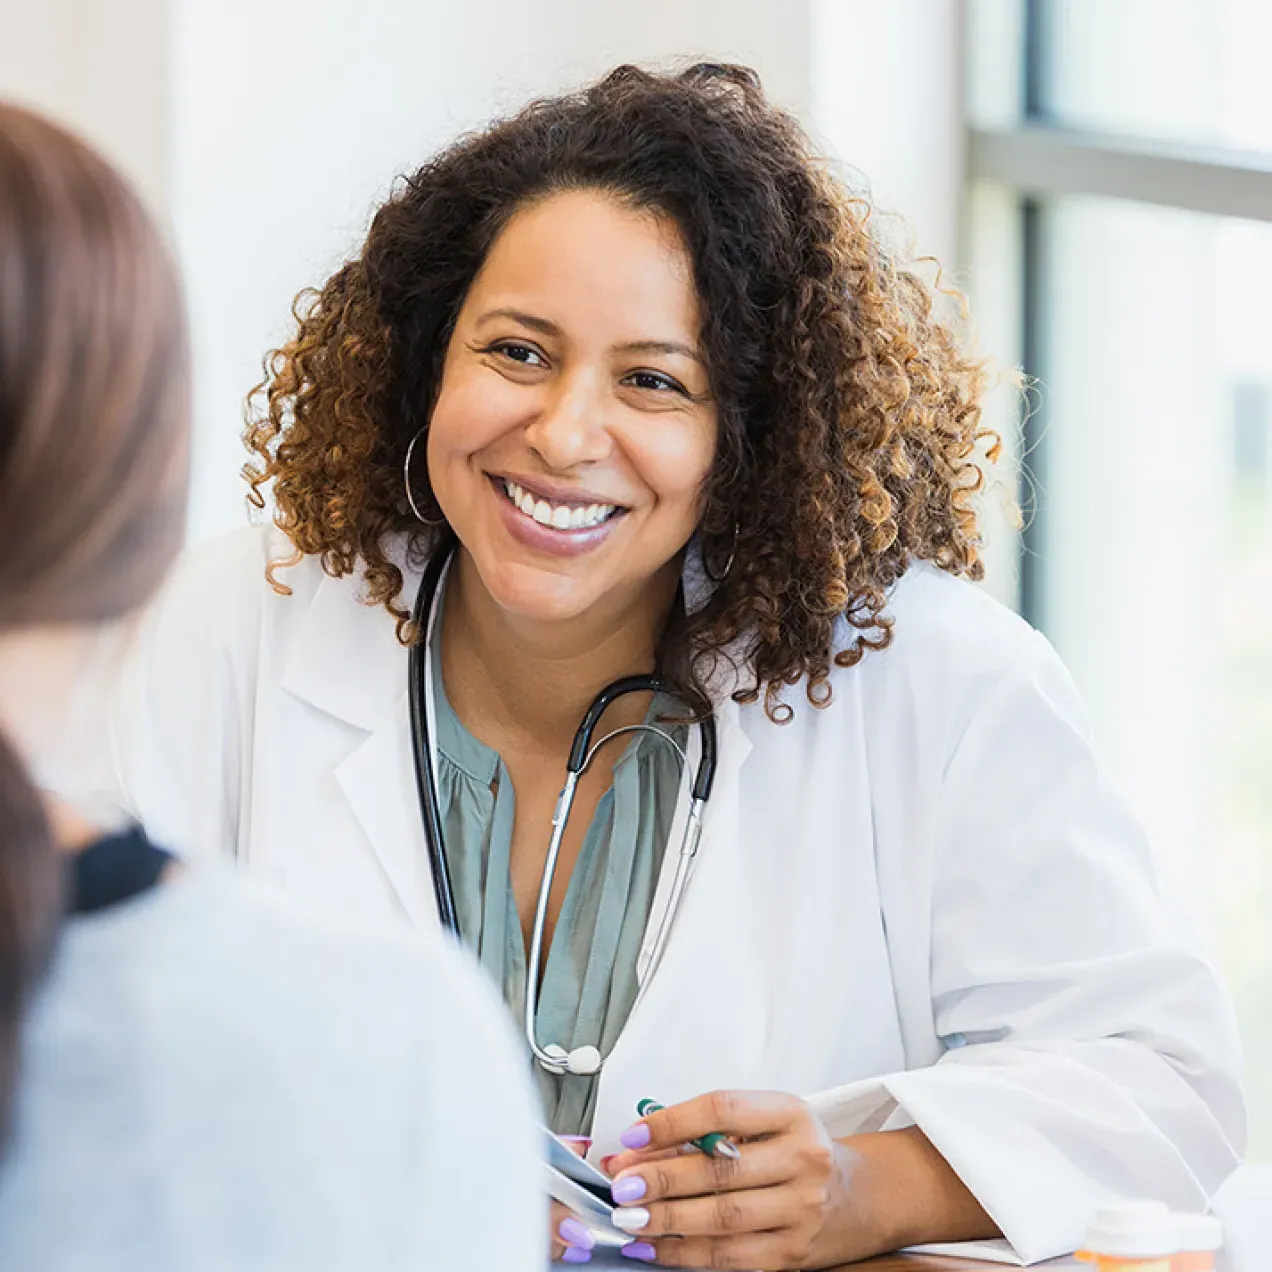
[70,825,174,915]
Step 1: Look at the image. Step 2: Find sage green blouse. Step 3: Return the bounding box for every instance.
[430,634,687,1135]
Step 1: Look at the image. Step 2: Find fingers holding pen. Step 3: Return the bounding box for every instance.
[610,1134,792,1206]
[624,1089,799,1155]
[603,1090,851,1269]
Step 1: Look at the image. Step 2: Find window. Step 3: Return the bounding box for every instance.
[966,0,1272,1158]
[1032,0,1272,154]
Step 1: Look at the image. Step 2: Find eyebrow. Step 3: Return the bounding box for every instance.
[476,308,560,337]
[615,338,705,366]
[475,308,705,365]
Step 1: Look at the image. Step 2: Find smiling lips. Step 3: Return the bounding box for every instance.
[499,477,622,532]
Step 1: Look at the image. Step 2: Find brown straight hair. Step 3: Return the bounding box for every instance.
[0,103,189,1149]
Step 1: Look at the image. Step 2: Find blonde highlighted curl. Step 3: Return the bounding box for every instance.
[244,63,995,722]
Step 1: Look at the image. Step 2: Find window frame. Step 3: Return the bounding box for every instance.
[965,0,1272,624]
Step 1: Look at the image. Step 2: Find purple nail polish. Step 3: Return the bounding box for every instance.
[621,1242,658,1262]
[561,1246,592,1264]
[612,1175,647,1204]
[558,1217,595,1251]
[620,1122,652,1150]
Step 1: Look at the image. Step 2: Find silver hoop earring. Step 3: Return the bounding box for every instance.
[403,428,441,527]
[706,522,738,584]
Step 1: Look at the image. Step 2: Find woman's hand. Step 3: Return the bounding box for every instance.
[551,1136,600,1264]
[602,1091,857,1268]
[602,1090,997,1269]
[551,1200,596,1264]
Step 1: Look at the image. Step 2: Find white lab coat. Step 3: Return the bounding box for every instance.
[99,524,1243,1264]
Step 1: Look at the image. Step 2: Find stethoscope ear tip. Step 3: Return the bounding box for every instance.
[539,1042,602,1076]
[567,1046,602,1076]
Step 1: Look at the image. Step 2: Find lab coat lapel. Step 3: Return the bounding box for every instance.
[591,692,766,1151]
[280,566,437,929]
[636,691,750,980]
[333,697,437,928]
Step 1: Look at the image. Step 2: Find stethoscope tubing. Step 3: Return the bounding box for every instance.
[408,541,717,1077]
[409,545,460,934]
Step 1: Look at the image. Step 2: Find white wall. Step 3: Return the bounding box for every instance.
[809,0,1019,602]
[2,0,964,544]
[171,0,814,539]
[810,0,964,270]
[0,0,169,211]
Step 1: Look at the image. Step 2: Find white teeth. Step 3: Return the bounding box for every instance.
[502,479,616,531]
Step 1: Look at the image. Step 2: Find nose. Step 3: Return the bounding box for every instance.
[523,369,613,470]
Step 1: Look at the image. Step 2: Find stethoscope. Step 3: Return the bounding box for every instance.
[408,542,718,1078]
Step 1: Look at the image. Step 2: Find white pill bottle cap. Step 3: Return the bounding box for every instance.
[1175,1212,1223,1252]
[1083,1201,1179,1259]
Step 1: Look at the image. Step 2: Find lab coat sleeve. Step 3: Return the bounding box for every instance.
[809,628,1245,1264]
[94,527,266,865]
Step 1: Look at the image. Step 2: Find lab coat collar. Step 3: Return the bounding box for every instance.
[281,534,740,730]
[274,539,430,924]
[278,537,755,931]
[279,541,417,733]
[682,535,715,616]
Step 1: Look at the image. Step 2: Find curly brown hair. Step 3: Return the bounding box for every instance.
[244,62,993,721]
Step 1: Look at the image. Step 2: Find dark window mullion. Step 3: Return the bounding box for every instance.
[1018,197,1049,630]
[1018,0,1053,629]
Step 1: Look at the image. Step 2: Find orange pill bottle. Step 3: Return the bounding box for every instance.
[1077,1202,1179,1272]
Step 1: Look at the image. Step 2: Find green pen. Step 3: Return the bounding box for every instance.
[636,1098,742,1160]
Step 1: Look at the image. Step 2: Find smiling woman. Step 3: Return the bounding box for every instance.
[427,191,717,629]
[103,63,1244,1271]
[242,63,988,723]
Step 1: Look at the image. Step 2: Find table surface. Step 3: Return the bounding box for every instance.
[853,1258,1078,1271]
[568,1249,1080,1270]
[554,1164,1269,1270]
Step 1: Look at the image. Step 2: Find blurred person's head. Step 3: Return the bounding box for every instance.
[0,103,188,1148]
[246,63,989,717]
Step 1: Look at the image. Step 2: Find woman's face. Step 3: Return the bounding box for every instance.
[427,189,718,627]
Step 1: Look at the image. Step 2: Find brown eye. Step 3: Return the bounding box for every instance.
[488,340,548,368]
[624,369,687,395]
